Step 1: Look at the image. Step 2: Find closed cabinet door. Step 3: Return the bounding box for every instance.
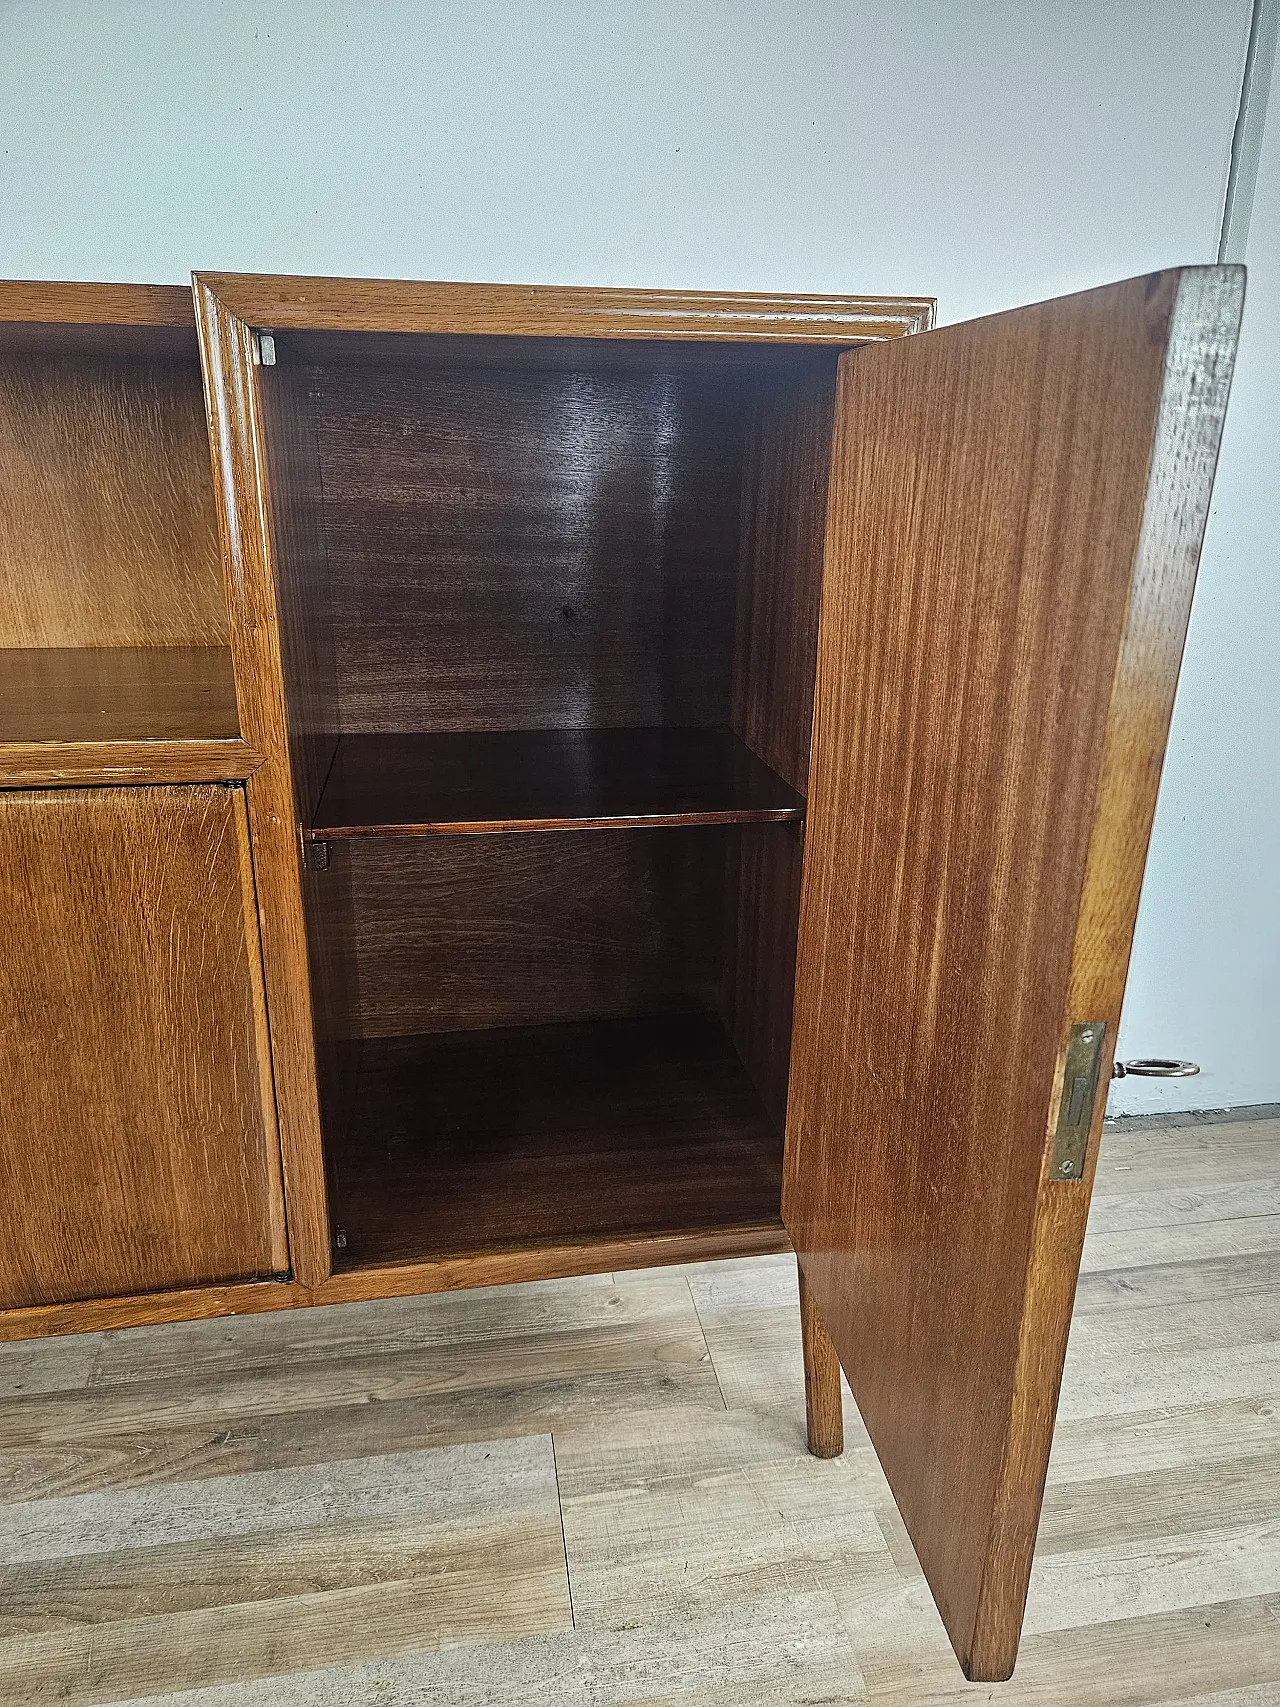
[782,267,1243,1680]
[0,783,288,1309]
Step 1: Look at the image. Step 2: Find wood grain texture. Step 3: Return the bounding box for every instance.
[309,727,803,838]
[343,827,726,1038]
[314,358,747,734]
[0,345,226,648]
[0,1438,572,1700]
[0,785,287,1311]
[720,824,805,1131]
[782,267,1244,1681]
[797,1262,844,1459]
[183,272,921,1335]
[0,646,239,743]
[195,273,934,341]
[254,357,339,826]
[0,647,257,783]
[194,282,334,1288]
[0,280,194,328]
[730,358,837,793]
[277,330,881,377]
[5,1112,1275,1702]
[300,831,361,1235]
[251,353,356,1255]
[722,361,836,1127]
[0,1223,791,1343]
[968,265,1248,1680]
[0,740,262,788]
[328,1016,785,1270]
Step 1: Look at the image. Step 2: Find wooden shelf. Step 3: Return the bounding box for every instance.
[0,646,239,743]
[329,1014,786,1270]
[0,646,259,784]
[309,727,804,838]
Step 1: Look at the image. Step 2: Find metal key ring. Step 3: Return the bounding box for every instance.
[1112,1058,1200,1078]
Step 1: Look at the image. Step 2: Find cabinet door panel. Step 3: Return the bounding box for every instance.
[783,268,1242,1680]
[0,784,287,1309]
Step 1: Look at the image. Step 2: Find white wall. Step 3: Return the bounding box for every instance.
[1,0,1273,1109]
[1112,35,1280,1114]
[0,0,1250,311]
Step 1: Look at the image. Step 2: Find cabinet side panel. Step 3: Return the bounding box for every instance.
[255,356,358,1194]
[255,358,340,824]
[0,786,287,1309]
[730,357,837,793]
[723,360,836,1125]
[0,347,226,647]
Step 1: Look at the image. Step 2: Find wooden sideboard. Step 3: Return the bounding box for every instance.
[0,267,1243,1681]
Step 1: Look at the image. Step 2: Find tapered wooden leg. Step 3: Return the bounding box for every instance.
[798,1261,844,1458]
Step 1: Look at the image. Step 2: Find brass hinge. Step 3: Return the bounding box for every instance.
[1050,1022,1106,1182]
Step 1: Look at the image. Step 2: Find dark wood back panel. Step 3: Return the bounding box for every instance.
[307,354,752,733]
[343,827,726,1039]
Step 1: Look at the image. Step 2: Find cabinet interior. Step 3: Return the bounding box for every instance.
[0,319,236,748]
[262,329,842,1270]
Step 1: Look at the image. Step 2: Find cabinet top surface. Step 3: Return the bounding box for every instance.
[0,280,195,328]
[194,273,935,342]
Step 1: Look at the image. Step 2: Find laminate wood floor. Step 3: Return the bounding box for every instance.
[1,1110,1277,1704]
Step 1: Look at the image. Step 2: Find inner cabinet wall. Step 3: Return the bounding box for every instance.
[252,334,841,1267]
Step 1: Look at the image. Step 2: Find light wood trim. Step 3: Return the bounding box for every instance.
[0,739,263,786]
[0,280,195,326]
[194,279,333,1288]
[193,274,935,342]
[0,1222,791,1342]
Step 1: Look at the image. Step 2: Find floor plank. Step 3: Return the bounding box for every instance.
[0,1272,721,1504]
[0,1113,1276,1702]
[1073,1249,1280,1311]
[0,1438,570,1703]
[97,1591,868,1706]
[1078,1214,1280,1273]
[0,1330,102,1399]
[851,1588,1280,1705]
[560,1452,887,1629]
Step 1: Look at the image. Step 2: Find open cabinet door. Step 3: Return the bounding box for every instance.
[782,267,1243,1681]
